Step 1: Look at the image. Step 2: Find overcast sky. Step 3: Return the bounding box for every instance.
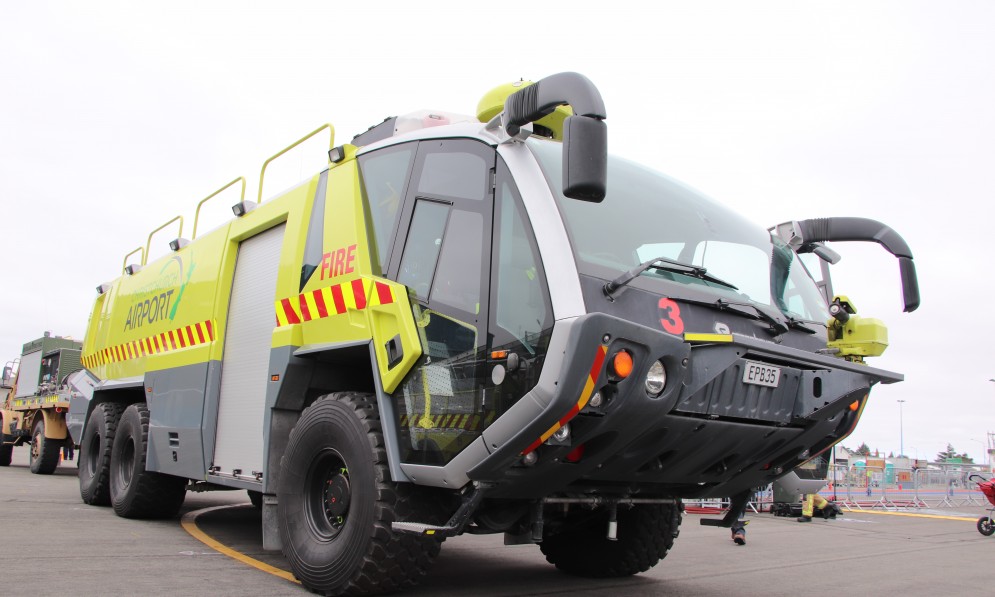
[2,1,993,464]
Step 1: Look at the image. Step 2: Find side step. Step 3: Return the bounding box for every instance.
[699,490,750,528]
[392,482,492,538]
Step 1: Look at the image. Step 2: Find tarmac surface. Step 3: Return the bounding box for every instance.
[2,450,992,596]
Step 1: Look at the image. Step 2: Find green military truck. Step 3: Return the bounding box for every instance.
[1,332,97,472]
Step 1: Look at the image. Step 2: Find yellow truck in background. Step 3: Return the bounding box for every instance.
[74,72,920,595]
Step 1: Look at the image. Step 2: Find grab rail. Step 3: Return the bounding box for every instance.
[257,123,334,204]
[144,215,184,264]
[193,177,246,239]
[122,247,145,274]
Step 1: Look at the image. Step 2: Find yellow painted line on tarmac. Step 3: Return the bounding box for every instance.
[854,509,978,522]
[180,504,299,585]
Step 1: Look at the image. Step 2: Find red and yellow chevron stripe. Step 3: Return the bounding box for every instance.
[81,319,216,368]
[276,277,395,327]
[521,344,608,455]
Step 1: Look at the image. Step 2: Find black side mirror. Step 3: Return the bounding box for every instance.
[562,115,607,201]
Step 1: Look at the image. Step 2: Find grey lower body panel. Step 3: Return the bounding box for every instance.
[146,363,212,479]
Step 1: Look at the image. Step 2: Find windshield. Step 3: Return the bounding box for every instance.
[528,138,829,323]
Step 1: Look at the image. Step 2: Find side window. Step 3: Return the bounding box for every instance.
[397,200,449,301]
[299,171,328,289]
[431,210,483,313]
[358,144,416,273]
[493,181,551,353]
[417,152,489,201]
[485,158,554,423]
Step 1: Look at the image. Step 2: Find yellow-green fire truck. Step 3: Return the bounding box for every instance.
[1,333,97,472]
[75,73,919,595]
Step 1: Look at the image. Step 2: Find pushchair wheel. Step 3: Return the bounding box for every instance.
[977,516,995,536]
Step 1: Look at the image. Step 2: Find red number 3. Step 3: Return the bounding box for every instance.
[658,297,685,335]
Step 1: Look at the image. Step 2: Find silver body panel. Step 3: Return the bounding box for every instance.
[213,223,286,479]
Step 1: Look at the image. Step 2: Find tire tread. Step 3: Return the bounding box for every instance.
[539,503,682,578]
[30,418,63,474]
[111,403,186,519]
[80,401,125,505]
[281,392,451,596]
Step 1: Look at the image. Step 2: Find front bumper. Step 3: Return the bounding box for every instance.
[468,312,900,499]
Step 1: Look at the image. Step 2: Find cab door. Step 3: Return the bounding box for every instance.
[386,139,495,465]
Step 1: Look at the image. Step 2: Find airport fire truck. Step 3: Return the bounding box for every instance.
[75,73,919,595]
[1,332,97,472]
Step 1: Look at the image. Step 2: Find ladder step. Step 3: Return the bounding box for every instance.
[391,521,453,537]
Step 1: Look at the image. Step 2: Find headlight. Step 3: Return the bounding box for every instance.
[645,360,666,396]
[589,391,604,408]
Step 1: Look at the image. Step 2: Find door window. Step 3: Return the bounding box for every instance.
[397,200,449,301]
[390,139,494,465]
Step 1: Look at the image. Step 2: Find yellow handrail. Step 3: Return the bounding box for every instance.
[122,247,145,274]
[144,215,184,264]
[257,123,334,204]
[193,177,246,239]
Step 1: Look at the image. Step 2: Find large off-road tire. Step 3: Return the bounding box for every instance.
[110,403,187,519]
[277,392,450,596]
[29,418,62,474]
[0,436,12,467]
[79,402,125,506]
[540,503,682,578]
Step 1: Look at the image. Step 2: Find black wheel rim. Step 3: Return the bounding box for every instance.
[117,436,136,490]
[31,427,41,462]
[304,448,351,541]
[86,432,101,476]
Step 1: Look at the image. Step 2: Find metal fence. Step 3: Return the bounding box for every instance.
[824,465,992,510]
[683,465,993,513]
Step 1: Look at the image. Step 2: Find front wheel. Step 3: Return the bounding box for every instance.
[978,516,995,536]
[29,418,62,474]
[540,503,682,578]
[110,403,186,518]
[277,392,448,596]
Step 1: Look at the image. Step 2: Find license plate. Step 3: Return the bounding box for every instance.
[742,361,781,388]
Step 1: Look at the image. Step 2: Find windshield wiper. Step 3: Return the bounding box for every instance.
[713,299,789,335]
[604,256,738,299]
[784,316,821,335]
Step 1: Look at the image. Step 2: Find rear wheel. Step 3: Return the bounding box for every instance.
[110,403,187,518]
[29,418,62,474]
[79,402,125,505]
[277,392,448,596]
[540,503,682,578]
[978,516,995,536]
[0,436,12,467]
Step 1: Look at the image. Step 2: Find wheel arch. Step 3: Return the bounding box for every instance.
[39,409,69,440]
[264,341,395,496]
[80,381,146,441]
